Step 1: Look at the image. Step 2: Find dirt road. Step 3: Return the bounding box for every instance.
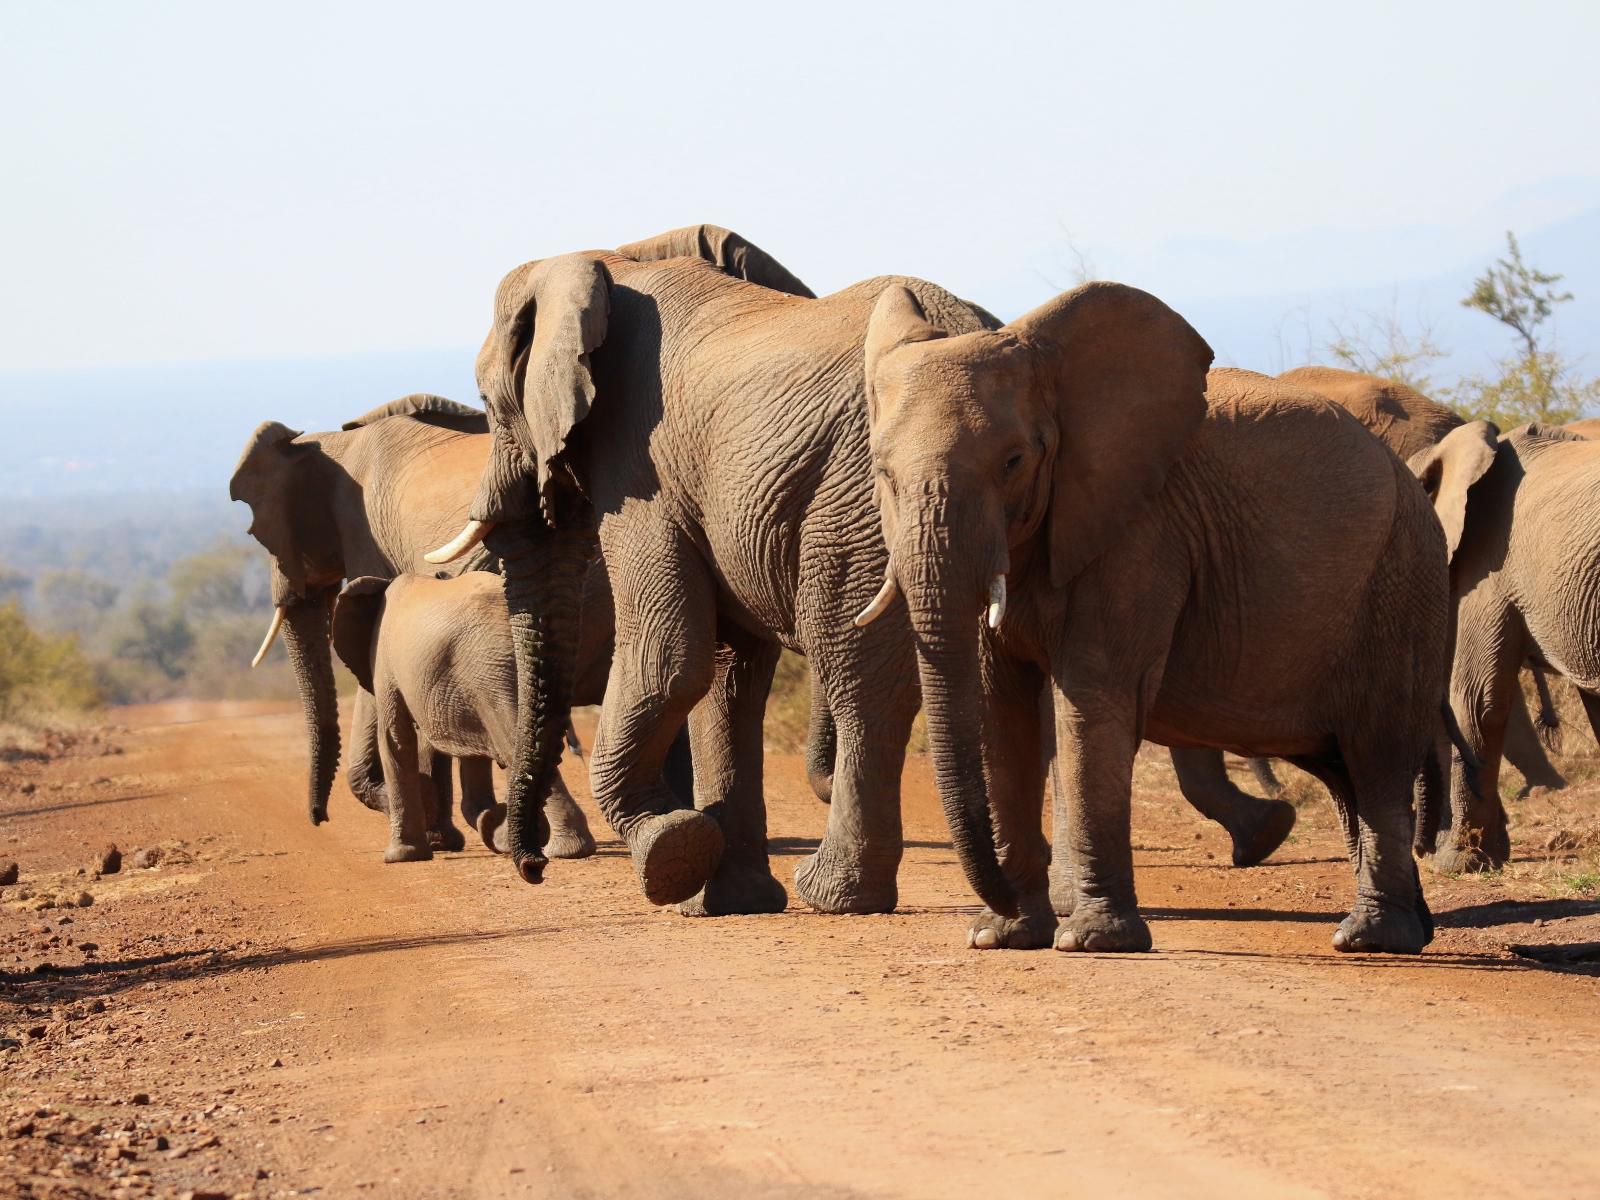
[5,702,1600,1199]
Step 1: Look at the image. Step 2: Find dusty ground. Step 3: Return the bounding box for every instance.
[4,702,1600,1200]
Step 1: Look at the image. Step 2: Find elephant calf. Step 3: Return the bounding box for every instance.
[330,573,597,864]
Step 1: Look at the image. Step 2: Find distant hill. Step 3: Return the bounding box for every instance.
[0,349,477,498]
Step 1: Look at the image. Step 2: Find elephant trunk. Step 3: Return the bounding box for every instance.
[899,543,1017,917]
[280,594,340,825]
[500,524,592,884]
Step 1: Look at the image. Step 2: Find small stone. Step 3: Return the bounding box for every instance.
[97,844,122,875]
[0,861,17,886]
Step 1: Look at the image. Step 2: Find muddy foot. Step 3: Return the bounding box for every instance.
[1054,906,1151,953]
[428,824,467,853]
[1332,902,1429,954]
[792,846,896,915]
[383,842,433,864]
[476,805,507,854]
[1229,799,1297,868]
[1429,840,1506,875]
[544,827,597,860]
[679,862,788,917]
[968,906,1057,950]
[632,810,724,907]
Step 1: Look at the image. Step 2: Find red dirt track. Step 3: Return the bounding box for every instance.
[5,702,1600,1198]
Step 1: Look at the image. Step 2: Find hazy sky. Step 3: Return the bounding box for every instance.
[4,0,1598,370]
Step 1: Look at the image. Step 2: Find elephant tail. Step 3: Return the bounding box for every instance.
[1531,665,1563,752]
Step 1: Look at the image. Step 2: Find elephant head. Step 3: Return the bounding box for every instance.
[856,282,1212,913]
[430,226,816,886]
[230,420,347,825]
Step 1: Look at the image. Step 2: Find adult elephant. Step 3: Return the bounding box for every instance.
[431,234,1299,914]
[1410,421,1600,872]
[858,284,1454,955]
[1281,366,1566,791]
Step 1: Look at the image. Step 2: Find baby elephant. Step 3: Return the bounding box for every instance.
[331,573,597,864]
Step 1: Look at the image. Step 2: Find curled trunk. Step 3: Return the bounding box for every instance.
[903,565,1017,917]
[281,596,340,825]
[500,525,592,884]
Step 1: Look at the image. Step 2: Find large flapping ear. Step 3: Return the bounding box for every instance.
[1008,283,1213,587]
[341,394,485,431]
[330,576,389,694]
[229,421,309,595]
[862,285,950,427]
[1407,420,1499,563]
[474,253,611,522]
[616,224,816,299]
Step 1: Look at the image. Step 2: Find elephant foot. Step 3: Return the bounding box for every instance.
[544,827,597,860]
[1332,901,1429,954]
[427,825,467,853]
[1429,836,1507,876]
[792,844,897,914]
[1227,798,1297,868]
[967,905,1057,950]
[678,861,788,917]
[476,805,508,854]
[383,841,433,864]
[1054,904,1151,953]
[630,810,724,907]
[1049,872,1076,918]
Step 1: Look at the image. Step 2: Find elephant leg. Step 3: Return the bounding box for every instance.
[346,688,388,813]
[662,724,695,809]
[1049,676,1155,954]
[377,696,432,864]
[791,653,917,916]
[458,756,492,830]
[804,685,837,804]
[1434,621,1518,873]
[422,749,466,853]
[1581,687,1600,742]
[1330,744,1432,954]
[587,519,722,906]
[1503,681,1566,791]
[543,771,596,860]
[1169,747,1296,868]
[967,653,1054,950]
[678,625,787,917]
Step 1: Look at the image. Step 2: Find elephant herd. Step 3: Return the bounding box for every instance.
[229,224,1600,956]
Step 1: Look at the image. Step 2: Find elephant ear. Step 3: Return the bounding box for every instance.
[1407,420,1499,563]
[473,253,611,524]
[863,285,951,428]
[616,224,816,299]
[331,576,389,694]
[1007,283,1213,587]
[229,421,309,596]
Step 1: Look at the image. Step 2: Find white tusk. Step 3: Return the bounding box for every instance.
[425,519,495,565]
[986,574,1007,630]
[853,570,900,628]
[251,607,287,669]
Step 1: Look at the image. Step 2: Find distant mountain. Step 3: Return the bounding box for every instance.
[0,208,1594,502]
[0,349,477,498]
